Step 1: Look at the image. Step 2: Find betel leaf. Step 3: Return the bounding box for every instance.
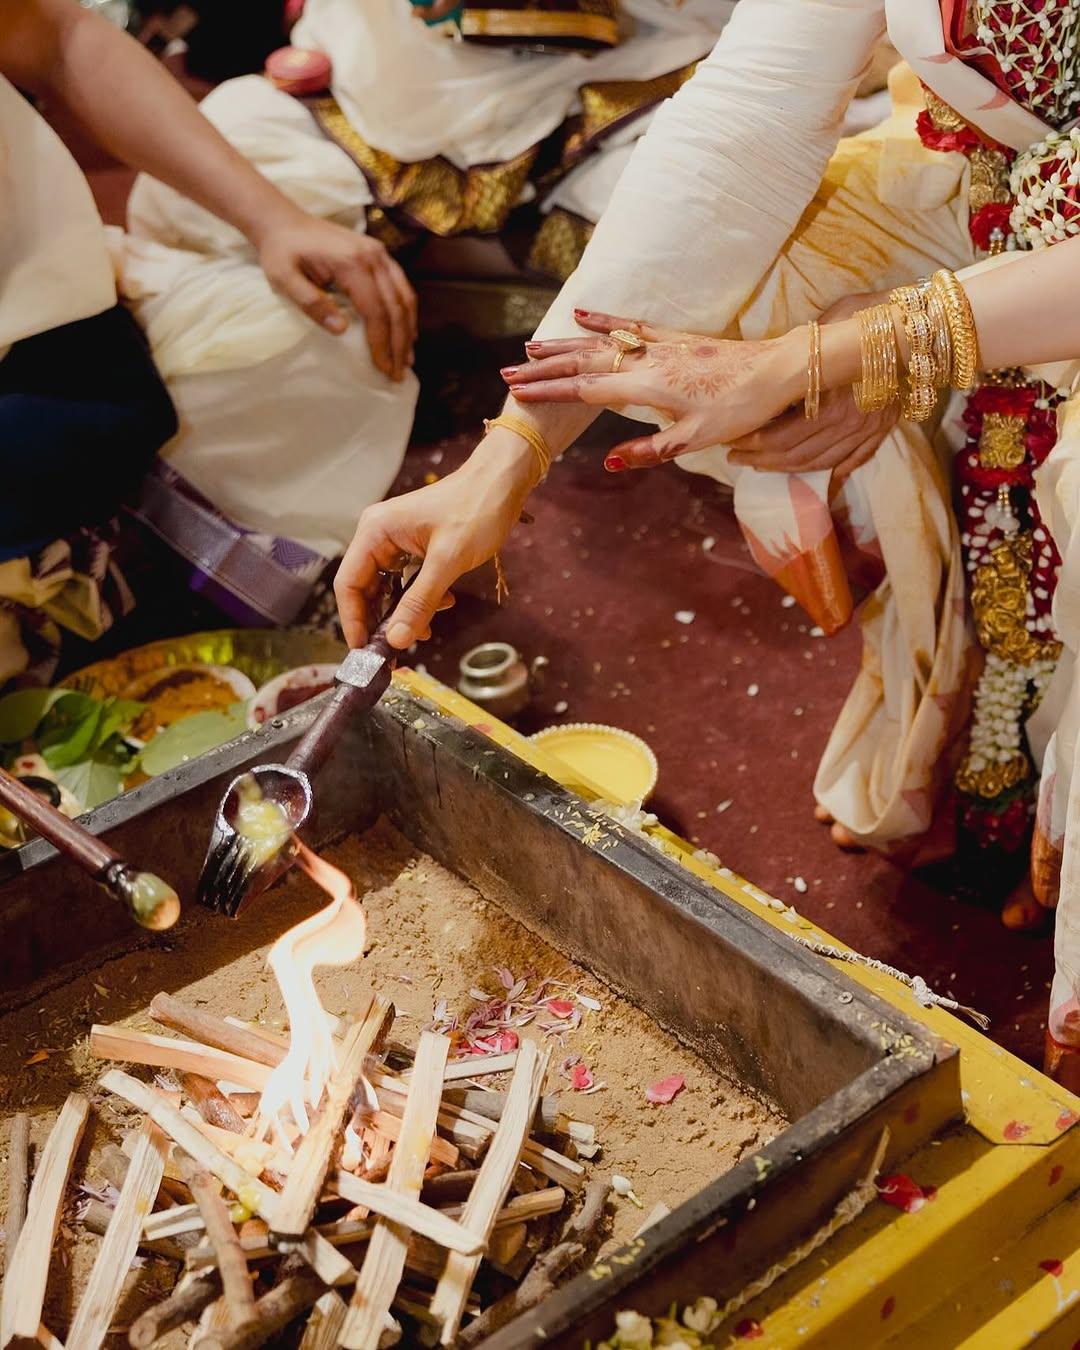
[139,704,249,777]
[54,756,125,812]
[0,688,66,744]
[39,694,144,770]
[38,693,105,768]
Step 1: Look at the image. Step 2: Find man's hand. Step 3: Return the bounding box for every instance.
[255,213,418,381]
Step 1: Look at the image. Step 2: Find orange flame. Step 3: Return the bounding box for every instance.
[256,840,367,1139]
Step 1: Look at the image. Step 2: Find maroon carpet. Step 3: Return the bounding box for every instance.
[397,424,1053,1069]
[71,98,1053,1069]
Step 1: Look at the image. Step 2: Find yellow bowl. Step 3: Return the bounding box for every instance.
[529,722,658,806]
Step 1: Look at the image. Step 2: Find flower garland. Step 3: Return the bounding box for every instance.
[917,7,1078,849]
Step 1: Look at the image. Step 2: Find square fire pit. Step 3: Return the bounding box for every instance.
[0,680,960,1347]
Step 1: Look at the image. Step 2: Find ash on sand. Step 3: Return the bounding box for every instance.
[0,820,785,1334]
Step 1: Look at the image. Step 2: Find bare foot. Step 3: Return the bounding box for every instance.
[830,822,865,852]
[813,804,833,824]
[1000,875,1048,932]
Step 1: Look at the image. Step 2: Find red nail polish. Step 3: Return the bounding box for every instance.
[501,366,519,378]
[605,455,626,472]
[524,342,541,354]
[574,307,590,318]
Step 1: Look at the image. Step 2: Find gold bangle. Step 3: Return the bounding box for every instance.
[930,270,979,391]
[484,414,552,482]
[890,285,937,422]
[804,320,822,421]
[922,282,954,388]
[853,304,899,413]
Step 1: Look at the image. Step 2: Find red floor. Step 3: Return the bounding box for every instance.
[398,426,1054,1069]
[71,87,1053,1070]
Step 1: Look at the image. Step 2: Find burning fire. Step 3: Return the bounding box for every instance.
[255,840,368,1144]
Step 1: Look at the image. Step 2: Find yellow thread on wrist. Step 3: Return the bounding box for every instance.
[484,414,552,483]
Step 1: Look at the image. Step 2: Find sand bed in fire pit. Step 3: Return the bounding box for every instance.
[0,818,784,1337]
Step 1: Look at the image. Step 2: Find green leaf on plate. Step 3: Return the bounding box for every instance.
[39,694,105,768]
[140,706,249,777]
[0,688,66,744]
[54,755,125,812]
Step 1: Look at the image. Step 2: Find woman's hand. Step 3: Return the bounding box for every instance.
[728,291,896,478]
[335,431,537,649]
[253,209,418,381]
[503,309,805,470]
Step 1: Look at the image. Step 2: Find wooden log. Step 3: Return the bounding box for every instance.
[272,998,394,1240]
[343,1031,450,1350]
[178,1111,290,1180]
[369,1074,489,1160]
[298,1291,348,1350]
[435,1052,518,1082]
[223,1095,260,1120]
[175,1151,257,1334]
[1,1093,90,1349]
[437,1187,566,1229]
[67,1121,168,1350]
[35,1325,63,1350]
[429,1041,547,1345]
[100,1071,354,1289]
[456,1177,610,1348]
[195,1270,326,1350]
[442,1089,562,1134]
[181,1077,248,1135]
[91,1026,270,1092]
[329,1173,481,1257]
[419,1171,478,1206]
[80,1197,190,1261]
[5,1114,30,1255]
[128,1272,221,1348]
[521,1140,585,1192]
[150,996,282,1069]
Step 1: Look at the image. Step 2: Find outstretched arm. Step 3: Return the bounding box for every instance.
[0,0,416,377]
[337,0,887,645]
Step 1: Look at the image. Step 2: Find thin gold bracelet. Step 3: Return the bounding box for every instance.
[804,321,822,421]
[484,414,552,483]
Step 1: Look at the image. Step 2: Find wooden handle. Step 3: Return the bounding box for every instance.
[0,767,117,874]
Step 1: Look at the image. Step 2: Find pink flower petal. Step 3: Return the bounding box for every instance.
[571,1063,594,1091]
[545,999,575,1018]
[646,1074,685,1105]
[876,1174,927,1213]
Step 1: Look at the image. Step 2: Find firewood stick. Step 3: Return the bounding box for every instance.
[177,1111,290,1179]
[128,1272,222,1348]
[181,1077,248,1135]
[1,1093,90,1349]
[35,1325,63,1350]
[343,1031,450,1350]
[67,1121,168,1350]
[195,1271,327,1350]
[5,1113,30,1256]
[456,1177,610,1348]
[364,1112,459,1169]
[99,1071,354,1289]
[437,1187,566,1228]
[487,1221,527,1272]
[150,996,282,1069]
[91,1026,270,1091]
[329,1172,481,1256]
[272,998,394,1240]
[298,1291,348,1350]
[223,1095,260,1120]
[175,1151,257,1334]
[80,1198,190,1261]
[430,1041,547,1345]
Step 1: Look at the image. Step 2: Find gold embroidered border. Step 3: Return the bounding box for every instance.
[564,62,698,163]
[460,8,617,44]
[527,208,594,281]
[308,97,538,237]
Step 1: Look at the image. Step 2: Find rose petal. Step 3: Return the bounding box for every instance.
[545,999,576,1018]
[646,1073,685,1105]
[571,1063,594,1091]
[876,1174,927,1213]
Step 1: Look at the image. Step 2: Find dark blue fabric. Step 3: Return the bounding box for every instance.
[0,305,177,562]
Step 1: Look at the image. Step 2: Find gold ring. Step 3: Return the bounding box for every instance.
[610,328,646,353]
[612,348,626,373]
